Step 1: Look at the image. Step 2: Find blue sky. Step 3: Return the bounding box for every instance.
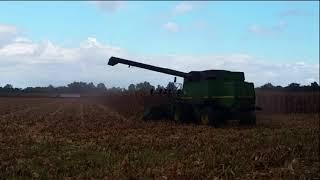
[0,1,319,88]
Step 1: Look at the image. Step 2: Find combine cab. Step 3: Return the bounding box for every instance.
[108,56,257,127]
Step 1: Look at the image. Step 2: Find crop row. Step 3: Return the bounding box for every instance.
[0,98,319,179]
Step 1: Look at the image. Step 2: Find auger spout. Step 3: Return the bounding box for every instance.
[108,56,189,78]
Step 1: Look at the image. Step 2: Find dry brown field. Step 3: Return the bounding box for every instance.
[255,91,319,114]
[0,96,319,179]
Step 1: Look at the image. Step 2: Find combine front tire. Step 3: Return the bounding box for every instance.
[200,111,210,125]
[173,105,185,123]
[200,107,222,127]
[173,104,195,123]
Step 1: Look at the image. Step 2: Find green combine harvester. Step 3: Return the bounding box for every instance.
[108,56,257,127]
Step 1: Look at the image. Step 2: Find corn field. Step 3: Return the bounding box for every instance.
[0,97,319,179]
[256,91,319,114]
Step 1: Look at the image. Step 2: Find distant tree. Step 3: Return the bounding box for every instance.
[310,81,320,91]
[311,81,319,87]
[67,82,84,92]
[108,87,124,94]
[46,85,55,93]
[156,85,165,91]
[67,81,96,93]
[97,83,107,91]
[4,84,13,89]
[0,84,22,93]
[135,81,155,92]
[287,83,300,88]
[4,80,317,95]
[87,82,96,89]
[1,84,14,93]
[166,82,177,91]
[128,84,136,92]
[285,83,300,91]
[260,83,274,89]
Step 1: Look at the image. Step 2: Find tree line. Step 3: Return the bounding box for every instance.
[0,81,178,94]
[0,81,319,94]
[256,82,319,92]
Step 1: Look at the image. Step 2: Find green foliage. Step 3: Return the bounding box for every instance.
[257,82,320,92]
[166,82,178,91]
[135,81,155,92]
[156,85,165,91]
[97,83,107,91]
[4,84,13,89]
[128,84,136,92]
[1,80,318,95]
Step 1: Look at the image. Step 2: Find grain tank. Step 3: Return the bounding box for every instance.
[108,56,257,127]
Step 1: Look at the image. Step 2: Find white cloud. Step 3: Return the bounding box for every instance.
[0,24,19,47]
[306,78,317,84]
[0,24,17,34]
[163,22,179,32]
[0,27,318,88]
[248,21,288,36]
[279,9,315,17]
[14,37,32,43]
[0,41,38,57]
[158,2,209,33]
[172,2,209,15]
[173,2,193,15]
[90,1,125,13]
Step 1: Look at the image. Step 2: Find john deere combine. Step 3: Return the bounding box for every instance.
[108,56,257,127]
